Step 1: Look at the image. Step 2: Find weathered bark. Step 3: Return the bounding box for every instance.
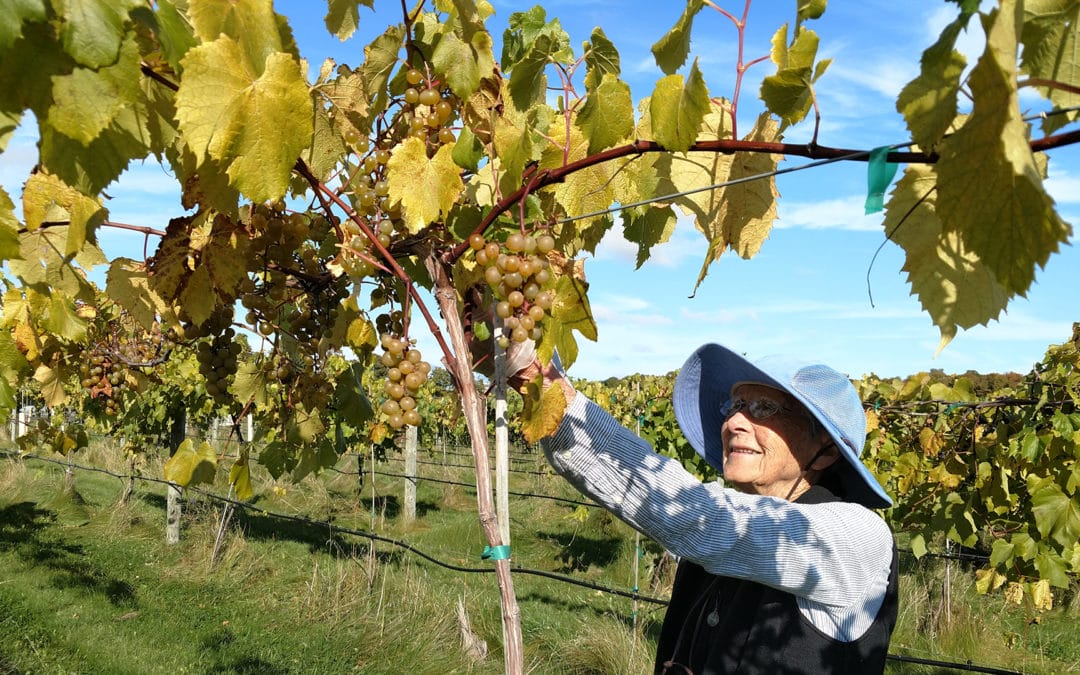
[426,255,523,675]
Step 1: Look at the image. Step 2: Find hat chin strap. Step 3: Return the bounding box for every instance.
[782,442,837,502]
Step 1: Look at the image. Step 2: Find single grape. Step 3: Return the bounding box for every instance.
[406,68,423,85]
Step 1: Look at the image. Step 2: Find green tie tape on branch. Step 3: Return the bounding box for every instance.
[482,545,511,561]
[864,145,900,215]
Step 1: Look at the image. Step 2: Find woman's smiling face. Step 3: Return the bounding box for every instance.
[720,383,827,500]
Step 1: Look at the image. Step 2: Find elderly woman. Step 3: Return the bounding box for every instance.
[516,342,897,674]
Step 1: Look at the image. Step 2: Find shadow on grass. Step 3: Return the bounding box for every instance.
[0,502,136,608]
[235,510,403,564]
[198,626,290,675]
[535,530,622,573]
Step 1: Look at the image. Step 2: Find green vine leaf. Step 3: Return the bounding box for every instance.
[47,34,141,146]
[895,5,974,152]
[153,0,198,71]
[1031,481,1080,552]
[883,163,1011,351]
[386,138,465,234]
[936,3,1072,298]
[58,0,141,69]
[1021,0,1080,134]
[324,0,374,41]
[0,0,47,52]
[575,73,633,155]
[431,0,495,101]
[760,24,828,126]
[650,58,710,153]
[650,0,704,76]
[584,27,620,92]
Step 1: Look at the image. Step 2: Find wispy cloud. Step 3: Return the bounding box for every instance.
[777,195,883,231]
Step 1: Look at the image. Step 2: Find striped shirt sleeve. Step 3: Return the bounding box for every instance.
[541,393,894,642]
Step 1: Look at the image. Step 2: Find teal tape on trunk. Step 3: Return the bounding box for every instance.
[482,545,511,561]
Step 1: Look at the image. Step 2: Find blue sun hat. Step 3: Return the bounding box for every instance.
[672,343,892,509]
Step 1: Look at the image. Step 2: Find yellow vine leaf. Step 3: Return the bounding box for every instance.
[936,2,1071,298]
[1031,579,1054,611]
[1004,581,1024,605]
[21,172,107,258]
[105,259,171,331]
[187,0,284,74]
[884,163,1011,352]
[175,38,313,202]
[650,59,710,153]
[163,439,218,488]
[229,451,254,502]
[0,188,19,262]
[975,567,1008,594]
[33,364,66,408]
[919,427,945,457]
[386,138,464,234]
[521,376,567,444]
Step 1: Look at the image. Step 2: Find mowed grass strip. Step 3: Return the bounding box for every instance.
[1,443,1078,674]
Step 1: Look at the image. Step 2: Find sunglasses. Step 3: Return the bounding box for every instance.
[721,396,800,421]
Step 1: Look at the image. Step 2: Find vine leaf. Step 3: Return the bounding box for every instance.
[895,5,974,152]
[0,188,21,262]
[584,27,620,92]
[534,270,596,373]
[324,0,374,41]
[521,376,567,444]
[105,259,170,330]
[164,439,218,488]
[539,113,619,245]
[21,172,106,257]
[0,0,46,51]
[153,0,198,71]
[650,58,710,153]
[691,112,781,291]
[650,0,705,76]
[760,23,829,126]
[1021,0,1080,134]
[187,0,286,73]
[386,138,464,234]
[507,32,555,111]
[884,163,1011,351]
[432,0,496,101]
[229,451,254,502]
[34,363,66,407]
[1031,480,1080,553]
[936,3,1072,299]
[575,73,633,155]
[47,35,140,146]
[175,38,313,202]
[58,0,141,68]
[234,361,271,408]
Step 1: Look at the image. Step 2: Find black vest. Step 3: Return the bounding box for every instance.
[654,486,899,674]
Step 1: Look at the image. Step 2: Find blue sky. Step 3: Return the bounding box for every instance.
[2,1,1077,382]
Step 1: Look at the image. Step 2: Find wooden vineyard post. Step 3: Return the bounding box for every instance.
[404,424,417,522]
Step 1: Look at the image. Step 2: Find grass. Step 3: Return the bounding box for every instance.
[0,440,1077,674]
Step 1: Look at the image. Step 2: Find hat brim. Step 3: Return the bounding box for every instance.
[673,343,892,509]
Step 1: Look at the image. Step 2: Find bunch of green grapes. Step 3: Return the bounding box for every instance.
[378,333,431,429]
[469,230,557,348]
[78,350,126,416]
[400,67,458,148]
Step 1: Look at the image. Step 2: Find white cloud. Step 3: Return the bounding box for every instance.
[1044,170,1080,204]
[777,195,882,231]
